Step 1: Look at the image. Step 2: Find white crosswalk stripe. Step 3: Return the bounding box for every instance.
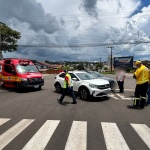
[131,124,150,149]
[116,94,132,100]
[101,122,130,150]
[22,120,60,150]
[109,93,133,100]
[0,119,34,150]
[0,118,10,126]
[65,121,87,150]
[0,118,150,150]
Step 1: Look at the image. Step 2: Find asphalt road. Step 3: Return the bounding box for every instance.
[0,74,150,150]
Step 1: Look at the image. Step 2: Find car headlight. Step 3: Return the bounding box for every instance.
[89,84,98,88]
[20,78,28,81]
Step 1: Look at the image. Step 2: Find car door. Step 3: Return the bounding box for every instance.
[58,73,65,88]
[3,64,16,87]
[69,73,80,92]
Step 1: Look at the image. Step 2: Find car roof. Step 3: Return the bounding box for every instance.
[58,70,91,74]
[69,70,88,74]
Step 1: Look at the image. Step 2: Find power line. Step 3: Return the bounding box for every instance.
[16,40,150,48]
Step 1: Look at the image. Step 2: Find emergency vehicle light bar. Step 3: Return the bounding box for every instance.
[19,60,30,65]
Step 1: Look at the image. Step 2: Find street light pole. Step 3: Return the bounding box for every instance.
[107,46,113,72]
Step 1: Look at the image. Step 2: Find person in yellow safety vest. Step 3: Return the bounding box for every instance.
[57,70,77,104]
[128,60,149,109]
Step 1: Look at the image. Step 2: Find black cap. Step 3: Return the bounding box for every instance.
[64,70,68,73]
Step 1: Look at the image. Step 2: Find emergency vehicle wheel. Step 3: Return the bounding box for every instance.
[16,83,22,92]
[37,86,41,90]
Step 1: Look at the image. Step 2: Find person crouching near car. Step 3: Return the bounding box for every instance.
[57,70,77,104]
[128,61,149,109]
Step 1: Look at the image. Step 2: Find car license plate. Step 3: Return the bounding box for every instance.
[104,90,110,94]
[34,85,39,88]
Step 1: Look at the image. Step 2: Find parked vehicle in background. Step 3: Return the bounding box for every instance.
[86,71,117,91]
[54,71,111,100]
[0,58,44,91]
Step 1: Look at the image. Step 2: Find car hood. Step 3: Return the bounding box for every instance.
[84,79,109,85]
[98,77,115,82]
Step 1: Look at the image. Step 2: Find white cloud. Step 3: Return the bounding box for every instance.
[3,0,150,61]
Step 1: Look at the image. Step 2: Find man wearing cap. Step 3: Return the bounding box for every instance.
[57,70,77,104]
[128,61,149,109]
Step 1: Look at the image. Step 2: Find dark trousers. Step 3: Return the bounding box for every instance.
[117,81,124,93]
[59,87,76,103]
[133,82,148,108]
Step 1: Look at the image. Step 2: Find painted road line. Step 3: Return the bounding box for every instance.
[116,89,134,92]
[101,122,130,150]
[0,118,10,126]
[131,124,150,149]
[109,93,119,99]
[0,119,34,150]
[116,94,132,100]
[65,121,87,150]
[22,120,60,150]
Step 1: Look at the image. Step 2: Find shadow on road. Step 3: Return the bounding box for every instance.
[0,87,43,93]
[53,91,110,103]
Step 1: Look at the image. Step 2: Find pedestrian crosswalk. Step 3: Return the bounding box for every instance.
[109,93,133,100]
[0,118,150,150]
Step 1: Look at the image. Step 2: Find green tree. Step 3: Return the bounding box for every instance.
[96,62,103,71]
[0,22,21,59]
[77,64,84,70]
[63,65,70,71]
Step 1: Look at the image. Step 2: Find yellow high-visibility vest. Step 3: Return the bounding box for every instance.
[134,64,149,84]
[64,73,73,88]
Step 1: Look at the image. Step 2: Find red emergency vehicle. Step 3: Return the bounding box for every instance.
[0,58,44,91]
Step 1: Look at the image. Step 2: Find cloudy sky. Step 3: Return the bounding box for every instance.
[1,0,150,61]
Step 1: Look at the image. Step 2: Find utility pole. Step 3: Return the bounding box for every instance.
[99,57,101,63]
[107,46,113,72]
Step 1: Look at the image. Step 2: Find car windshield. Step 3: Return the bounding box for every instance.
[76,73,96,80]
[94,72,103,77]
[16,65,38,74]
[88,71,103,78]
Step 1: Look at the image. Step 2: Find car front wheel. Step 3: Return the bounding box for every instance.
[79,87,90,100]
[55,83,62,93]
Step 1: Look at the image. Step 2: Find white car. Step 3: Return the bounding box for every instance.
[54,71,111,100]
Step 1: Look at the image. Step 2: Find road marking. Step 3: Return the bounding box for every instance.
[109,93,119,99]
[116,94,132,100]
[0,118,10,126]
[116,89,134,92]
[65,121,87,150]
[0,119,34,150]
[131,124,150,149]
[22,120,60,150]
[101,122,130,150]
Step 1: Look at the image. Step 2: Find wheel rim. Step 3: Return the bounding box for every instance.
[80,89,87,99]
[56,84,61,92]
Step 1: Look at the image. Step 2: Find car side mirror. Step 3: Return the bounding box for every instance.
[11,70,16,75]
[72,78,78,81]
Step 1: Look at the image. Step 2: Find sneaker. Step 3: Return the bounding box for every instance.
[71,102,77,104]
[57,99,62,104]
[127,105,138,109]
[145,103,150,107]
